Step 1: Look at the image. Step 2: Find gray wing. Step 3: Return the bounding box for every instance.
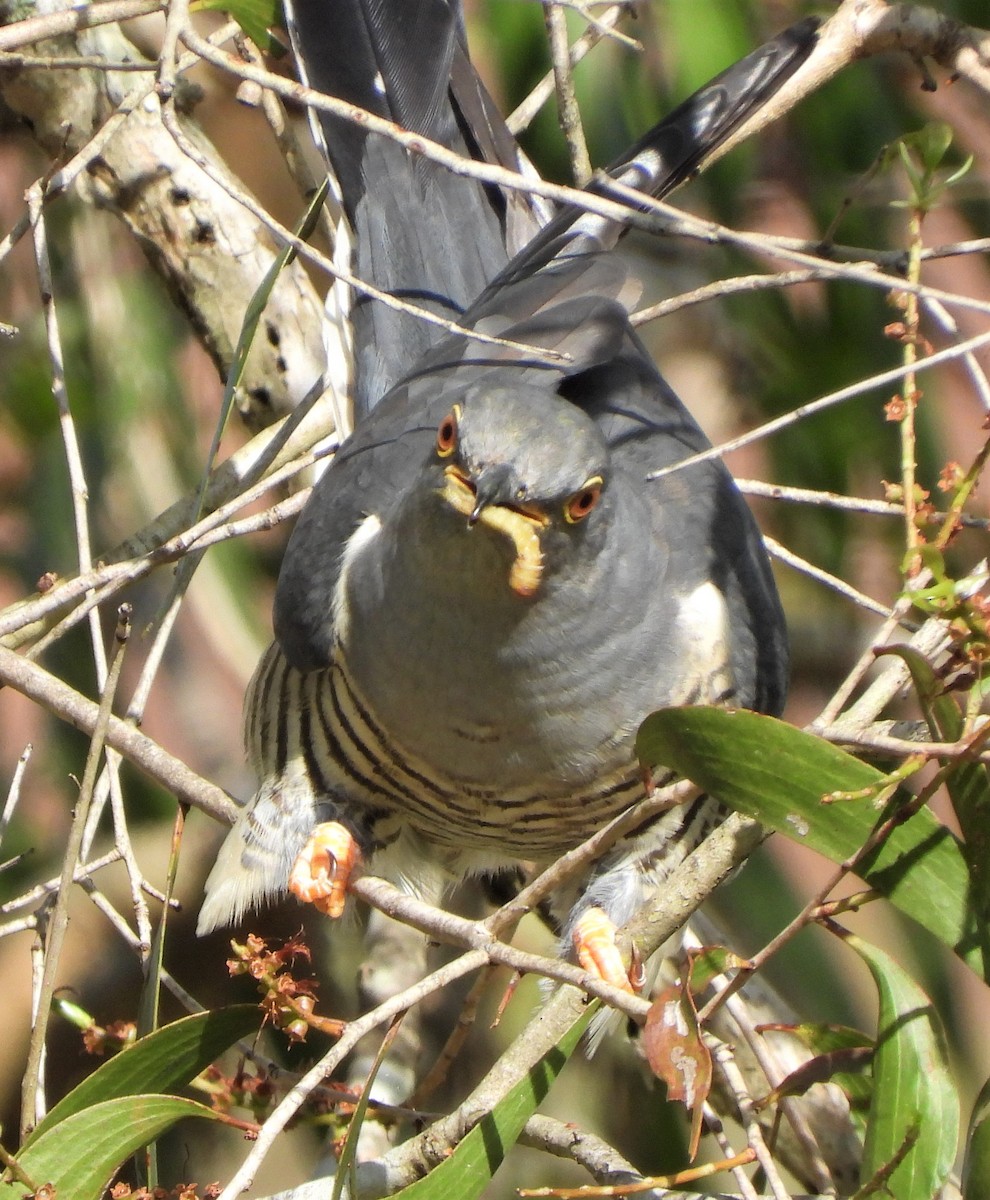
[274,15,813,679]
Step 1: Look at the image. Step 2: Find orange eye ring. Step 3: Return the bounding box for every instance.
[564,476,603,524]
[436,405,461,458]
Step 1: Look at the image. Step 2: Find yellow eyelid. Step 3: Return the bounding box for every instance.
[436,403,462,458]
[563,475,604,524]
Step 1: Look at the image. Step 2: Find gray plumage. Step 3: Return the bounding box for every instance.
[198,2,810,949]
[282,0,546,419]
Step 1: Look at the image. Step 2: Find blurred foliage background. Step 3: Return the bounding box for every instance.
[1,0,989,1193]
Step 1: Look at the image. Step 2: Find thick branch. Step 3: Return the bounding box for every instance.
[0,3,326,428]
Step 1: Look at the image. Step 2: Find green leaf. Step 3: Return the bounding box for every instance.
[390,1008,594,1198]
[191,176,329,528]
[884,644,990,921]
[759,1024,874,1109]
[914,122,953,173]
[687,944,749,994]
[636,707,989,981]
[334,1016,404,1200]
[963,1074,990,1199]
[945,154,974,189]
[1,1096,224,1200]
[851,936,958,1199]
[194,0,282,52]
[770,1022,873,1057]
[26,1005,260,1146]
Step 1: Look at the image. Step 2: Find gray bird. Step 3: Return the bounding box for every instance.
[199,0,808,989]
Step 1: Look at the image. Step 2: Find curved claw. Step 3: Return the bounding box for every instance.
[288,822,363,919]
[572,906,637,994]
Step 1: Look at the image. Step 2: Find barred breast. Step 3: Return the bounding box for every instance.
[245,640,646,860]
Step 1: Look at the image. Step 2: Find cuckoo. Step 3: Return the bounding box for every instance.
[199,0,808,990]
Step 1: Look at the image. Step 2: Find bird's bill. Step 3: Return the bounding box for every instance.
[441,465,547,597]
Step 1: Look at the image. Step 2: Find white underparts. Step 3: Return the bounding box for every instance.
[333,512,383,644]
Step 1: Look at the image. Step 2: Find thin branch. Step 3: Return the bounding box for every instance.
[923,296,990,412]
[606,177,990,322]
[765,535,895,619]
[159,41,572,368]
[518,1115,647,1188]
[0,744,32,843]
[544,0,592,185]
[20,606,131,1138]
[647,325,990,482]
[0,0,166,52]
[0,643,236,825]
[215,945,494,1200]
[709,1039,791,1200]
[737,479,990,531]
[632,268,845,324]
[821,724,990,763]
[2,849,122,916]
[0,51,154,69]
[1,436,328,650]
[818,612,951,732]
[508,4,631,134]
[176,13,990,332]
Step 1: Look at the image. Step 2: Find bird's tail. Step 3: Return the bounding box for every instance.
[197,647,321,935]
[285,1,816,407]
[488,16,819,286]
[283,0,544,417]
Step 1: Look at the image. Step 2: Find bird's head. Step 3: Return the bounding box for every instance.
[426,384,611,598]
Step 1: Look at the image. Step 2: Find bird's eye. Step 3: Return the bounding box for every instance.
[436,406,461,458]
[564,476,603,524]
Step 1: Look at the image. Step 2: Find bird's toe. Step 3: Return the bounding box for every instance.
[572,905,638,993]
[288,821,363,919]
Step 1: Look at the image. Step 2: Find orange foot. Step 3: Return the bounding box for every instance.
[572,906,641,994]
[288,822,363,919]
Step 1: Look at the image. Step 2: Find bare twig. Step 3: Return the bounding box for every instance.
[0,643,236,825]
[647,325,990,482]
[0,744,32,843]
[738,479,990,531]
[0,0,166,52]
[508,4,631,134]
[20,607,132,1139]
[765,535,895,619]
[544,1,592,185]
[709,1039,791,1200]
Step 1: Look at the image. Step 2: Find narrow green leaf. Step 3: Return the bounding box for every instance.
[26,1005,260,1145]
[390,1007,594,1198]
[1,1096,224,1200]
[945,154,974,188]
[334,1015,404,1200]
[135,806,189,1191]
[884,644,990,921]
[963,1074,990,1199]
[851,936,958,1199]
[191,176,329,528]
[636,707,989,981]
